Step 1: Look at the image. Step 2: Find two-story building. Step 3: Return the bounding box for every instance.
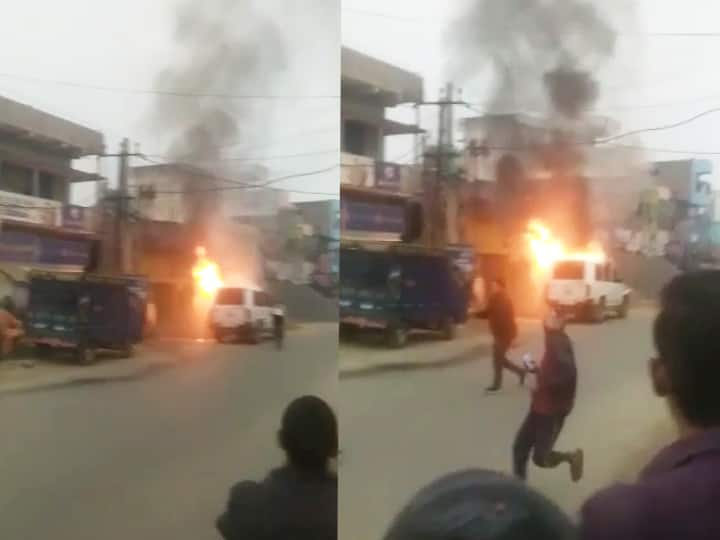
[0,95,103,307]
[341,47,424,242]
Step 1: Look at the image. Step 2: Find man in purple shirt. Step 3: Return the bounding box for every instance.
[580,271,720,540]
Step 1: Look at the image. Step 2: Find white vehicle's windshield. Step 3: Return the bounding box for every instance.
[553,261,585,280]
[215,288,246,305]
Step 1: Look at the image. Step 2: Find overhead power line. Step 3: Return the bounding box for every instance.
[143,148,339,163]
[136,155,338,196]
[598,107,720,144]
[0,72,339,100]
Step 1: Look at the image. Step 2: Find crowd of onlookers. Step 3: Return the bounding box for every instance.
[215,271,720,540]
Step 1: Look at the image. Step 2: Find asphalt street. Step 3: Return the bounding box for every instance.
[339,308,676,540]
[0,324,337,540]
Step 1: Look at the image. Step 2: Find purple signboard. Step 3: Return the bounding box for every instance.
[62,205,94,231]
[341,199,405,234]
[0,231,91,267]
[375,162,402,191]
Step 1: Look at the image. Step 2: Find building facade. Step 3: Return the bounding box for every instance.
[0,95,104,306]
[341,47,424,241]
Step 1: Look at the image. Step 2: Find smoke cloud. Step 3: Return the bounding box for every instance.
[151,0,287,161]
[146,0,289,297]
[447,0,616,117]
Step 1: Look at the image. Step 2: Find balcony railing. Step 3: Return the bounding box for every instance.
[0,190,96,233]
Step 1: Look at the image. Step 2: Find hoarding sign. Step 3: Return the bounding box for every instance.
[0,231,91,267]
[375,163,402,191]
[62,205,95,231]
[0,191,60,227]
[341,199,404,234]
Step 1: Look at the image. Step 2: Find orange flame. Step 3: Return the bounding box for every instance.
[525,219,605,274]
[192,246,223,297]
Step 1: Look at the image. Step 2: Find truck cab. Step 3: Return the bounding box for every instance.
[340,242,469,347]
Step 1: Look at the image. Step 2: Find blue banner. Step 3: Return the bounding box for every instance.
[341,199,404,234]
[0,231,91,267]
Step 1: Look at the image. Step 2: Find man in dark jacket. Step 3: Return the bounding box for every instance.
[580,271,720,540]
[217,395,338,540]
[512,308,583,481]
[486,278,525,392]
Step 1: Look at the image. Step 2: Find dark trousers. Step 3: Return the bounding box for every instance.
[490,340,523,388]
[512,410,570,480]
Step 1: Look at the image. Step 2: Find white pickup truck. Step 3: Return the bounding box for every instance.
[546,257,631,323]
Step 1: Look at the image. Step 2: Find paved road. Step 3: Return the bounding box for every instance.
[0,324,337,540]
[339,309,676,540]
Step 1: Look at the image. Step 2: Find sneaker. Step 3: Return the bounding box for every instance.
[570,449,584,482]
[485,385,501,393]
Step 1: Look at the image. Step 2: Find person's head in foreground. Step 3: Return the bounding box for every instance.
[652,271,720,433]
[383,469,576,540]
[278,395,338,473]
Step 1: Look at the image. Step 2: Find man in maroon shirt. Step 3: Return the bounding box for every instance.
[580,271,720,540]
[512,308,583,482]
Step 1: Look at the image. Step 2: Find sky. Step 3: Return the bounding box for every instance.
[0,0,339,204]
[4,0,720,206]
[342,0,720,187]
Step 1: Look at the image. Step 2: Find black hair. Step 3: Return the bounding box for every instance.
[383,469,575,540]
[279,395,338,471]
[654,271,720,427]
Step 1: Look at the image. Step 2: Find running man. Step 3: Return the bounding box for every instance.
[512,308,583,482]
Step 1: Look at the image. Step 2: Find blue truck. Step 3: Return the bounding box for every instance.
[25,271,147,364]
[339,241,471,348]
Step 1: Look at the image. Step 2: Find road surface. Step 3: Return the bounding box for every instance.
[339,309,676,540]
[0,324,337,540]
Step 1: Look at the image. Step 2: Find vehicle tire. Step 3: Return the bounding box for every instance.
[440,318,456,340]
[214,328,225,343]
[248,324,261,345]
[592,298,606,324]
[618,295,630,319]
[35,344,52,358]
[77,346,97,365]
[386,325,408,349]
[339,323,355,341]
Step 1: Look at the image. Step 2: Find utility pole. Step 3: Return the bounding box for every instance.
[116,138,130,274]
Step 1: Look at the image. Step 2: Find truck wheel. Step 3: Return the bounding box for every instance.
[592,298,606,324]
[214,328,225,343]
[248,325,261,345]
[440,318,456,340]
[386,325,408,349]
[35,344,52,358]
[618,295,630,319]
[339,324,355,341]
[77,346,97,365]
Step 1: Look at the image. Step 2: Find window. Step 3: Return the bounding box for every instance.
[1,163,33,195]
[254,291,272,307]
[552,261,584,280]
[343,120,375,158]
[38,172,55,199]
[596,263,607,282]
[215,288,246,305]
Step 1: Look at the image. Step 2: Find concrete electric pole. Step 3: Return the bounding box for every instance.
[116,138,130,274]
